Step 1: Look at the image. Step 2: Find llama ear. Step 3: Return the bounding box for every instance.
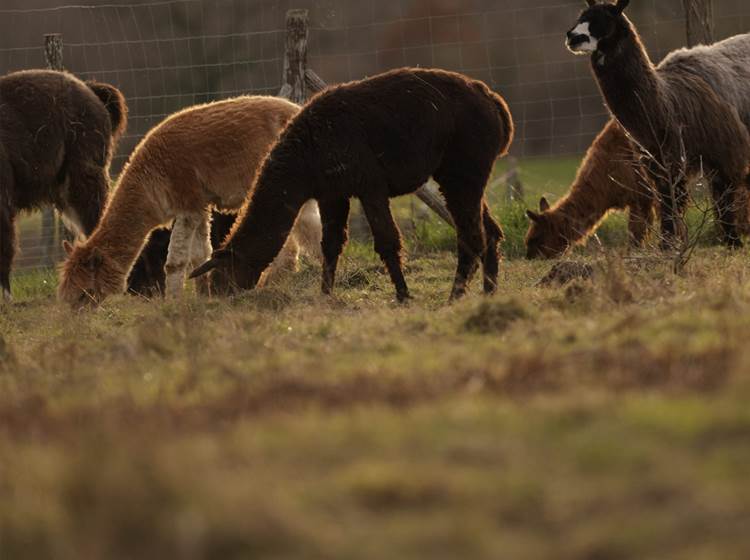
[615,0,629,13]
[62,240,74,256]
[189,249,230,279]
[539,197,551,212]
[586,0,597,6]
[526,210,541,223]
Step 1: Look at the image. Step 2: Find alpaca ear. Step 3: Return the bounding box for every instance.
[615,0,629,12]
[586,0,597,6]
[62,240,74,256]
[526,210,541,223]
[539,197,551,212]
[189,249,230,279]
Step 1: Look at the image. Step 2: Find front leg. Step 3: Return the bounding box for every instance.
[710,173,743,249]
[188,212,213,295]
[165,214,203,297]
[655,177,688,250]
[359,196,410,302]
[318,197,350,296]
[0,204,15,302]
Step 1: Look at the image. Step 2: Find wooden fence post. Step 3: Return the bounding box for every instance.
[682,0,713,47]
[41,33,64,266]
[279,9,308,105]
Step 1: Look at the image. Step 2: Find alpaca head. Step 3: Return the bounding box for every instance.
[525,197,571,259]
[58,241,125,308]
[566,0,630,55]
[189,248,263,294]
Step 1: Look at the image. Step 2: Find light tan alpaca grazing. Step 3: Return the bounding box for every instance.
[59,95,319,307]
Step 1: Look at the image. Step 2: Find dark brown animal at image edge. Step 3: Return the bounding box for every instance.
[0,70,126,299]
[191,68,514,302]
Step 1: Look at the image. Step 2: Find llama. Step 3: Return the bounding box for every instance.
[190,68,514,302]
[526,119,656,258]
[0,69,126,300]
[58,95,320,307]
[127,207,322,297]
[567,0,750,249]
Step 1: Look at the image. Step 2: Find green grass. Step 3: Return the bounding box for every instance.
[4,156,749,558]
[4,244,750,559]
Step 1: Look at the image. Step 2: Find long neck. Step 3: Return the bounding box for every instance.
[592,19,667,152]
[84,166,165,279]
[224,157,310,274]
[550,122,637,243]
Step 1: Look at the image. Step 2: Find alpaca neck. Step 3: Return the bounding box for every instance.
[225,160,310,277]
[552,179,617,243]
[592,21,667,154]
[86,170,164,278]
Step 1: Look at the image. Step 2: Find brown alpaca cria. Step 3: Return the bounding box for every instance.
[0,70,126,300]
[526,119,656,258]
[567,0,750,249]
[59,95,320,307]
[191,68,514,302]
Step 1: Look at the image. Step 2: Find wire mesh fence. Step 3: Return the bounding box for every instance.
[1,0,749,269]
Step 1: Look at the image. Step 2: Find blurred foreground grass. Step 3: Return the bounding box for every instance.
[3,241,750,558]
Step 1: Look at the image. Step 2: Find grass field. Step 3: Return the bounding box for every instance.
[3,158,750,559]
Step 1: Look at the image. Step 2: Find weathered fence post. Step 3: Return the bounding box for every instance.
[682,0,713,47]
[279,9,308,105]
[41,33,64,266]
[505,157,524,202]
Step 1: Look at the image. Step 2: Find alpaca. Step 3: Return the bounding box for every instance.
[127,205,322,297]
[567,0,750,249]
[58,95,317,307]
[526,119,656,258]
[0,69,126,300]
[190,68,513,302]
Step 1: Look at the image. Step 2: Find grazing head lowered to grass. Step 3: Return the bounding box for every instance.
[58,95,321,308]
[0,70,126,301]
[525,119,656,259]
[567,0,750,250]
[190,68,514,302]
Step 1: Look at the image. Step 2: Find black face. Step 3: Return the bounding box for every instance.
[566,1,630,54]
[201,251,263,295]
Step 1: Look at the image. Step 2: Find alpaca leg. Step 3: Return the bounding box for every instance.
[481,201,503,295]
[627,199,655,248]
[434,178,486,301]
[262,236,300,286]
[294,200,323,262]
[0,205,15,302]
[318,197,350,296]
[188,214,213,295]
[165,214,202,298]
[711,174,743,248]
[360,197,410,302]
[655,177,688,250]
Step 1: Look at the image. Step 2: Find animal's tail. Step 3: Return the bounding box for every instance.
[86,81,128,141]
[476,81,515,157]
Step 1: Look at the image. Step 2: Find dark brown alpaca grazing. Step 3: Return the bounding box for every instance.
[191,68,514,302]
[0,69,126,300]
[567,0,750,249]
[526,119,656,258]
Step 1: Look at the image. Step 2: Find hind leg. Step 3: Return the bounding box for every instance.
[710,173,743,248]
[360,196,410,302]
[0,205,15,302]
[434,176,487,301]
[188,213,212,295]
[165,213,203,297]
[481,201,503,295]
[319,197,350,296]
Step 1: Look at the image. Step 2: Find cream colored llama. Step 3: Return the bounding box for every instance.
[59,95,320,307]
